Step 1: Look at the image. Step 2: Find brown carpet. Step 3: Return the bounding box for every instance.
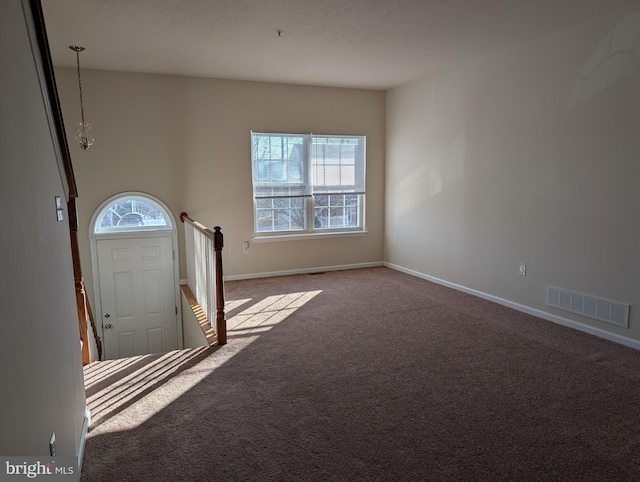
[81,267,640,481]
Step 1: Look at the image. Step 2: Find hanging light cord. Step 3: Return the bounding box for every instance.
[69,45,92,150]
[74,49,86,128]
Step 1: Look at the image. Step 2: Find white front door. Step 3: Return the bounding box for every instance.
[97,236,178,359]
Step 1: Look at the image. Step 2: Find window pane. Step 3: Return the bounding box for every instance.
[269,136,283,160]
[345,195,358,207]
[311,135,365,195]
[346,207,358,227]
[314,194,361,230]
[341,144,356,160]
[256,199,272,209]
[252,134,307,195]
[257,210,274,232]
[314,207,328,228]
[118,213,144,227]
[274,209,304,231]
[329,207,345,227]
[274,210,290,230]
[274,198,289,209]
[324,166,341,186]
[340,166,355,185]
[96,197,170,233]
[289,209,305,230]
[256,196,305,232]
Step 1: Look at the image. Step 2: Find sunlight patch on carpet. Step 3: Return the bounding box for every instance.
[85,348,209,428]
[85,290,322,433]
[224,297,253,315]
[227,291,322,336]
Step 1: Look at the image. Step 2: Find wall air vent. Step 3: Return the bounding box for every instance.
[546,285,629,328]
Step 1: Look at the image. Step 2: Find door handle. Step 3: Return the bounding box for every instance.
[104,312,111,318]
[104,323,112,329]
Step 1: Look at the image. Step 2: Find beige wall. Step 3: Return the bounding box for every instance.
[0,0,86,456]
[54,69,385,304]
[386,7,640,343]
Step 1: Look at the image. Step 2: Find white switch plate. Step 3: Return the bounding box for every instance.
[519,263,527,276]
[55,196,64,221]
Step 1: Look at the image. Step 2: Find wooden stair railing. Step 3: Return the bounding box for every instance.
[84,280,102,360]
[180,212,227,345]
[69,197,103,363]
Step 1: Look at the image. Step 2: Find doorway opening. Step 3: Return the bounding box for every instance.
[89,192,182,360]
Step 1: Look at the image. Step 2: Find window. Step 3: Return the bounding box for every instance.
[94,194,172,234]
[251,132,366,236]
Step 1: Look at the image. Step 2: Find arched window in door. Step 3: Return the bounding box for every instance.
[93,193,173,234]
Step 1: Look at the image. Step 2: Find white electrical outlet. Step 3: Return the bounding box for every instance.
[243,241,250,253]
[519,263,527,276]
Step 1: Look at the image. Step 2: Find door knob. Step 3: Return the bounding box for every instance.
[104,312,111,318]
[104,323,112,329]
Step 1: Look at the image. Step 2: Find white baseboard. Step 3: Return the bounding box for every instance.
[77,408,91,477]
[385,262,640,352]
[224,261,384,281]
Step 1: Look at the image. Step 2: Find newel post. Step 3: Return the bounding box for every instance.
[213,226,227,345]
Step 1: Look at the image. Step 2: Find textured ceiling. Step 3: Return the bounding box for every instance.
[41,0,639,90]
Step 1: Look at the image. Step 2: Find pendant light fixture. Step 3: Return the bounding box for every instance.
[69,45,94,150]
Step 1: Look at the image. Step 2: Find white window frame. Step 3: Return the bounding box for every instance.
[251,132,366,240]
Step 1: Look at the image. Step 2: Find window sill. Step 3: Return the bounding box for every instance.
[252,230,368,243]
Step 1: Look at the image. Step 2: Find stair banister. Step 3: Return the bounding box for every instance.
[180,212,227,345]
